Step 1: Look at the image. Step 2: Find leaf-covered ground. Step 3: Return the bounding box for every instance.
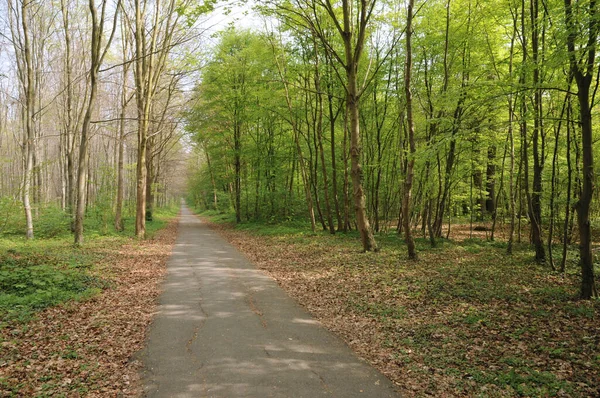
[210,222,600,397]
[0,219,178,397]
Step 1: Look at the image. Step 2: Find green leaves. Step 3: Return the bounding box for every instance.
[176,0,217,27]
[0,249,111,324]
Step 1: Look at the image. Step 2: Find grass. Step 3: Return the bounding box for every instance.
[205,214,600,397]
[0,204,180,327]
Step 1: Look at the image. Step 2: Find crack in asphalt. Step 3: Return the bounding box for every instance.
[311,369,332,394]
[245,293,267,328]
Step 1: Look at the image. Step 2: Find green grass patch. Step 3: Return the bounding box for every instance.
[234,221,311,236]
[469,367,571,396]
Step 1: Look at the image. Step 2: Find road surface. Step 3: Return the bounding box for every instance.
[140,205,399,397]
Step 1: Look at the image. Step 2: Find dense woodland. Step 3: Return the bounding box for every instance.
[0,0,598,294]
[186,0,600,299]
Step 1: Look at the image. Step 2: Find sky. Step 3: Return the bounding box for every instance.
[203,0,262,38]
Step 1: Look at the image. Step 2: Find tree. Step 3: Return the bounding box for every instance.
[130,0,190,238]
[564,0,598,299]
[269,0,380,251]
[74,0,120,245]
[8,0,36,239]
[402,0,417,259]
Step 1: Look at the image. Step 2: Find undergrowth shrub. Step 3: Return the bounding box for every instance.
[0,255,110,324]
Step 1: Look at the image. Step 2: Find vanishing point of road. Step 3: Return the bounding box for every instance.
[140,205,400,397]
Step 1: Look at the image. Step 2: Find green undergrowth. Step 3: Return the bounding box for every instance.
[197,208,311,236]
[0,204,179,326]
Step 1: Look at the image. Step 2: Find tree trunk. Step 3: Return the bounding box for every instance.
[75,0,119,245]
[115,30,129,232]
[560,99,573,272]
[530,0,546,262]
[313,42,335,234]
[326,80,343,231]
[402,0,417,259]
[343,11,377,250]
[20,0,35,240]
[564,0,598,298]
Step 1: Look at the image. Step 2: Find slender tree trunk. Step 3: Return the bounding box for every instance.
[327,82,343,231]
[507,13,517,254]
[530,0,546,262]
[402,0,417,259]
[20,1,34,240]
[560,99,573,273]
[548,92,569,270]
[313,42,335,234]
[336,0,377,249]
[343,110,351,232]
[75,0,119,245]
[115,29,129,231]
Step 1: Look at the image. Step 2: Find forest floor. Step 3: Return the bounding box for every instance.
[205,217,600,397]
[0,213,179,397]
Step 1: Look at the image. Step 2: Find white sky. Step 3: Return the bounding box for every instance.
[203,0,262,38]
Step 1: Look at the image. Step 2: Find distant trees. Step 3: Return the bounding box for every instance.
[0,0,197,242]
[186,0,598,298]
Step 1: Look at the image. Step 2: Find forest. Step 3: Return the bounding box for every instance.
[187,0,599,299]
[0,0,599,396]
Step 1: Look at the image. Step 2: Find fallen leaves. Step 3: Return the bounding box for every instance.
[209,221,600,397]
[0,218,178,397]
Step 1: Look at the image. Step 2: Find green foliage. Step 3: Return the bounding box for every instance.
[0,254,108,324]
[36,206,72,238]
[0,197,22,235]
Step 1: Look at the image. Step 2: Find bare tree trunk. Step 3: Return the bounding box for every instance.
[548,92,570,270]
[146,135,155,222]
[326,74,343,231]
[115,13,130,232]
[75,0,119,245]
[342,0,377,251]
[507,10,517,254]
[560,99,573,272]
[16,0,35,239]
[313,40,335,234]
[343,110,351,232]
[530,0,546,262]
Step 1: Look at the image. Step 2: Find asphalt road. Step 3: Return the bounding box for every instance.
[140,205,399,397]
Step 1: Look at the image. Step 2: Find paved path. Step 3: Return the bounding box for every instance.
[140,205,399,397]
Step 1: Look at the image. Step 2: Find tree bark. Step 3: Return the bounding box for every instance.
[20,0,35,240]
[402,0,417,259]
[530,0,546,262]
[564,0,598,298]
